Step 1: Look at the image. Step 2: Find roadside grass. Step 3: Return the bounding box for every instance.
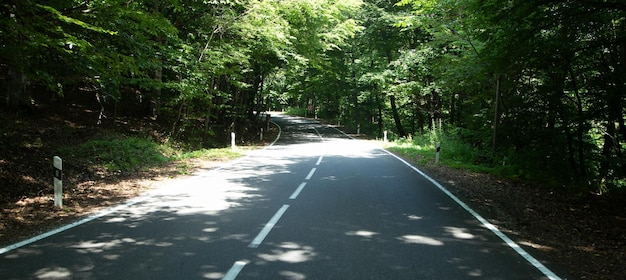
[284,107,307,116]
[60,136,243,173]
[175,147,242,162]
[385,130,518,178]
[389,130,625,194]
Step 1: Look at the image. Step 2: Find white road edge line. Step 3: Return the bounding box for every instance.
[328,125,354,139]
[305,168,316,180]
[382,149,562,280]
[0,194,155,255]
[267,119,282,147]
[312,127,323,141]
[290,182,307,200]
[0,115,285,256]
[248,204,290,248]
[222,260,248,280]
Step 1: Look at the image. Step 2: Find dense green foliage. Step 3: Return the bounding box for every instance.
[66,137,171,172]
[2,0,625,194]
[61,136,241,173]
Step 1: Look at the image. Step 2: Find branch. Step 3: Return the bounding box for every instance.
[35,4,117,35]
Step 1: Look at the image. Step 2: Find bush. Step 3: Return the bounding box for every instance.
[386,129,576,187]
[66,137,171,172]
[284,107,307,116]
[387,129,497,173]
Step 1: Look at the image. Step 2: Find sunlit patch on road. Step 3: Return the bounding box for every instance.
[397,234,444,246]
[406,214,423,220]
[278,270,307,280]
[345,230,380,238]
[257,242,317,264]
[34,266,72,279]
[444,226,475,240]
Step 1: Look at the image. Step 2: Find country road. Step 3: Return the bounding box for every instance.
[0,113,563,279]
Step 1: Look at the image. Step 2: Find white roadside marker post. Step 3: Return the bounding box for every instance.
[384,130,388,142]
[231,132,236,151]
[435,142,441,164]
[53,156,63,208]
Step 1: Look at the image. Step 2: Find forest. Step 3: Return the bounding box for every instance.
[1,0,625,196]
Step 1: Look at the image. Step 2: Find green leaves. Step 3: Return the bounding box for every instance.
[65,137,171,172]
[35,4,117,35]
[11,0,623,192]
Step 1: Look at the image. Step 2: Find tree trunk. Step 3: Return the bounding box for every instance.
[568,66,586,178]
[353,87,359,128]
[6,66,31,111]
[415,94,425,134]
[432,89,442,130]
[350,53,359,128]
[599,122,617,180]
[492,75,502,154]
[389,95,406,137]
[450,93,457,126]
[149,64,162,119]
[375,85,383,139]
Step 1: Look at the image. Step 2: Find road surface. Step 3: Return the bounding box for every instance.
[0,113,563,279]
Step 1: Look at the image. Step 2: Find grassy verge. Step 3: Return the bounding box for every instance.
[385,130,518,178]
[284,107,307,116]
[60,136,243,173]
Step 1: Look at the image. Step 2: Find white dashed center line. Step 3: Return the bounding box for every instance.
[290,182,307,200]
[305,168,317,180]
[230,127,326,278]
[222,260,248,280]
[248,204,290,248]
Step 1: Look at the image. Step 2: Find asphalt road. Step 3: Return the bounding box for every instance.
[0,113,562,279]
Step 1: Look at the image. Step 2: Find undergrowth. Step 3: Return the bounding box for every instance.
[60,136,242,173]
[386,129,626,194]
[284,107,307,117]
[385,129,520,180]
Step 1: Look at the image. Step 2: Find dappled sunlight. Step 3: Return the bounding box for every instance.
[406,214,423,221]
[278,270,307,280]
[102,254,121,260]
[70,237,176,255]
[3,247,43,259]
[397,234,445,246]
[467,269,483,277]
[34,266,72,279]
[320,138,381,157]
[202,227,219,233]
[444,226,475,240]
[448,258,485,277]
[102,184,257,220]
[253,141,327,158]
[0,114,558,280]
[71,239,127,254]
[202,271,224,280]
[0,135,321,279]
[520,240,556,252]
[345,230,380,238]
[257,242,317,264]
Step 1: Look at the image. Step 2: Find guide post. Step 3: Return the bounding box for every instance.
[53,156,63,208]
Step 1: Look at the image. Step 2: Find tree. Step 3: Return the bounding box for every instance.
[4,0,623,192]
